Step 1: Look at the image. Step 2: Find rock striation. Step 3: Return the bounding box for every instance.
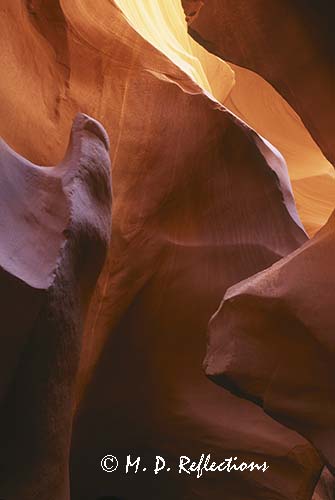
[0,1,331,499]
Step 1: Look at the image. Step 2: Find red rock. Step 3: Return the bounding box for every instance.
[182,0,335,166]
[63,8,321,498]
[0,1,326,498]
[313,468,335,500]
[0,113,111,500]
[205,209,335,478]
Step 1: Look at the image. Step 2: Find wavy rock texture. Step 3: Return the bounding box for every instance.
[0,1,329,499]
[205,209,335,476]
[225,65,335,236]
[0,113,111,500]
[116,0,335,237]
[71,106,318,498]
[114,0,235,103]
[182,0,335,235]
[182,0,335,166]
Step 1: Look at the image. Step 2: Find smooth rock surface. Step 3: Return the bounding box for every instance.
[182,0,335,166]
[0,1,327,499]
[206,209,335,475]
[118,0,335,235]
[0,113,111,500]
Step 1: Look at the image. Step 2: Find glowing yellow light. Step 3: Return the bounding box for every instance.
[114,0,334,235]
[113,0,235,103]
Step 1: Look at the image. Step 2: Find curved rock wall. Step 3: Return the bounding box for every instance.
[0,1,333,499]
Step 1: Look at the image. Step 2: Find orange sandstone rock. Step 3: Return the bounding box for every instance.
[182,0,335,168]
[0,1,326,499]
[206,209,335,477]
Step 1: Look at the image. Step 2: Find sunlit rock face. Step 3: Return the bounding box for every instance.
[0,1,331,499]
[114,0,235,103]
[116,0,334,237]
[182,0,335,166]
[182,0,335,234]
[205,208,335,476]
[225,65,335,236]
[1,0,333,235]
[0,114,111,500]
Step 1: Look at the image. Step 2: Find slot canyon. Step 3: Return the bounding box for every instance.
[0,1,334,499]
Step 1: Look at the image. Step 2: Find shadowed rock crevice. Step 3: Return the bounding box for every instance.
[25,0,70,74]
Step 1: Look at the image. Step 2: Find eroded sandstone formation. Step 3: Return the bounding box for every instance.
[182,0,335,166]
[115,0,335,237]
[58,3,324,500]
[71,99,321,499]
[0,113,111,500]
[224,64,335,237]
[181,0,335,236]
[205,209,335,478]
[0,1,333,499]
